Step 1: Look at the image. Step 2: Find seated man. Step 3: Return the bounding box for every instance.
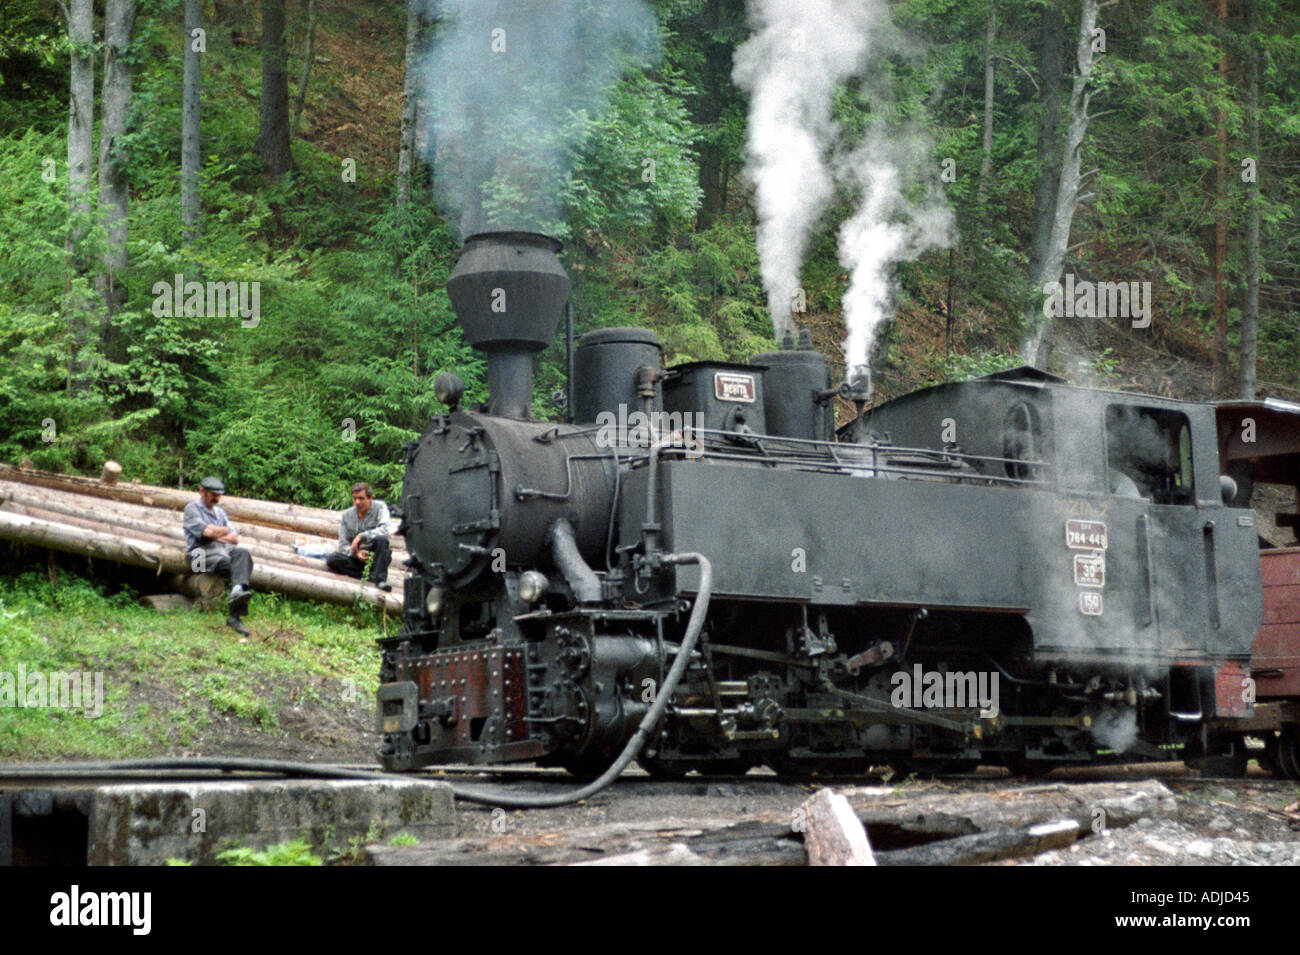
[182,476,254,635]
[325,482,394,591]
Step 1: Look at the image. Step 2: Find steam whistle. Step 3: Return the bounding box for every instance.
[837,364,873,442]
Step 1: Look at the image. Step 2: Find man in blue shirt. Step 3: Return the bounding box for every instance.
[182,476,254,635]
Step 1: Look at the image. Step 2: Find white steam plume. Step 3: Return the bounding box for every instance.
[732,0,883,340]
[733,0,953,375]
[837,130,954,375]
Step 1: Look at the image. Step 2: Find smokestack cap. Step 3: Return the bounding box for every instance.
[447,232,570,353]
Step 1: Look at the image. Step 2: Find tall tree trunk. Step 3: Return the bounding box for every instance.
[695,0,730,230]
[290,0,319,136]
[1240,0,1260,399]
[396,0,421,208]
[255,0,292,178]
[181,0,202,242]
[1212,0,1230,393]
[1021,0,1103,368]
[64,0,95,392]
[65,0,94,252]
[99,0,137,321]
[1028,3,1065,288]
[979,0,997,199]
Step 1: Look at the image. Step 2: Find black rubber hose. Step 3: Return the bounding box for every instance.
[0,757,388,780]
[0,553,714,810]
[446,551,712,807]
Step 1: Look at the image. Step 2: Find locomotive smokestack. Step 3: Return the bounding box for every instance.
[446,232,571,419]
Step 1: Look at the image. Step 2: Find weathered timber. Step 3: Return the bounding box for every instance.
[873,818,1079,866]
[0,464,342,537]
[0,511,401,612]
[0,499,405,589]
[846,779,1176,839]
[800,788,876,866]
[0,481,406,581]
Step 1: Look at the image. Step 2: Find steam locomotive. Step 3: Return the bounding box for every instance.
[376,231,1299,779]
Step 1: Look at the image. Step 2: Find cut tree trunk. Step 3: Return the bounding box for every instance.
[0,489,405,587]
[255,0,293,178]
[0,465,348,538]
[0,511,402,612]
[100,461,123,485]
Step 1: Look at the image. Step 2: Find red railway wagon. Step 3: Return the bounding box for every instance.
[1216,398,1300,778]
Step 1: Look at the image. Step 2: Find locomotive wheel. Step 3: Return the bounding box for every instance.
[765,754,831,777]
[1258,736,1278,776]
[1278,727,1300,781]
[636,753,690,779]
[560,753,617,780]
[697,758,754,776]
[766,754,865,777]
[1002,755,1056,779]
[892,757,980,778]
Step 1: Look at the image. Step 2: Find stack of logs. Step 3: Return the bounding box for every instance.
[0,462,404,613]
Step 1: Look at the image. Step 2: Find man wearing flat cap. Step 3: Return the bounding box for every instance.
[183,476,254,635]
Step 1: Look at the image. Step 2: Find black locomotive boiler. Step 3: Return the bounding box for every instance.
[377,232,1262,778]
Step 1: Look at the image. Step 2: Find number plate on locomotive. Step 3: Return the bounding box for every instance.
[1066,519,1107,550]
[1073,552,1105,588]
[714,372,757,402]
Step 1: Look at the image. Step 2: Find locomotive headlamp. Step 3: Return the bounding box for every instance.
[433,372,466,409]
[425,587,444,616]
[518,571,548,604]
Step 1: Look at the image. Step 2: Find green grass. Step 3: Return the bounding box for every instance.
[0,566,381,760]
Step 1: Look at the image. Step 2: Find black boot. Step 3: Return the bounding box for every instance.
[226,615,250,636]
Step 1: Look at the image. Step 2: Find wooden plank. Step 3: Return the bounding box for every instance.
[874,818,1078,866]
[800,788,875,866]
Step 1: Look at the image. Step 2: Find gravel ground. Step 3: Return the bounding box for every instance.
[431,763,1300,865]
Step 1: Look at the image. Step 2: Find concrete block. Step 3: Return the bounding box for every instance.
[87,779,455,865]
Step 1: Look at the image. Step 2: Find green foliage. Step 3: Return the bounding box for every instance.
[1,0,1298,503]
[0,561,380,761]
[217,839,323,866]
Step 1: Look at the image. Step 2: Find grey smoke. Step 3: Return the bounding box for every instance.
[732,0,952,366]
[419,0,659,238]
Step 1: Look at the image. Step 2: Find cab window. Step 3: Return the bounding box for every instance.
[1105,405,1194,504]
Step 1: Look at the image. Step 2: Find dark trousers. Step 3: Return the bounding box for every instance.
[189,546,253,586]
[189,547,253,611]
[324,536,391,583]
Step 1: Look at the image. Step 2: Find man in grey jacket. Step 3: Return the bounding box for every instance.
[325,482,393,591]
[182,476,254,635]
